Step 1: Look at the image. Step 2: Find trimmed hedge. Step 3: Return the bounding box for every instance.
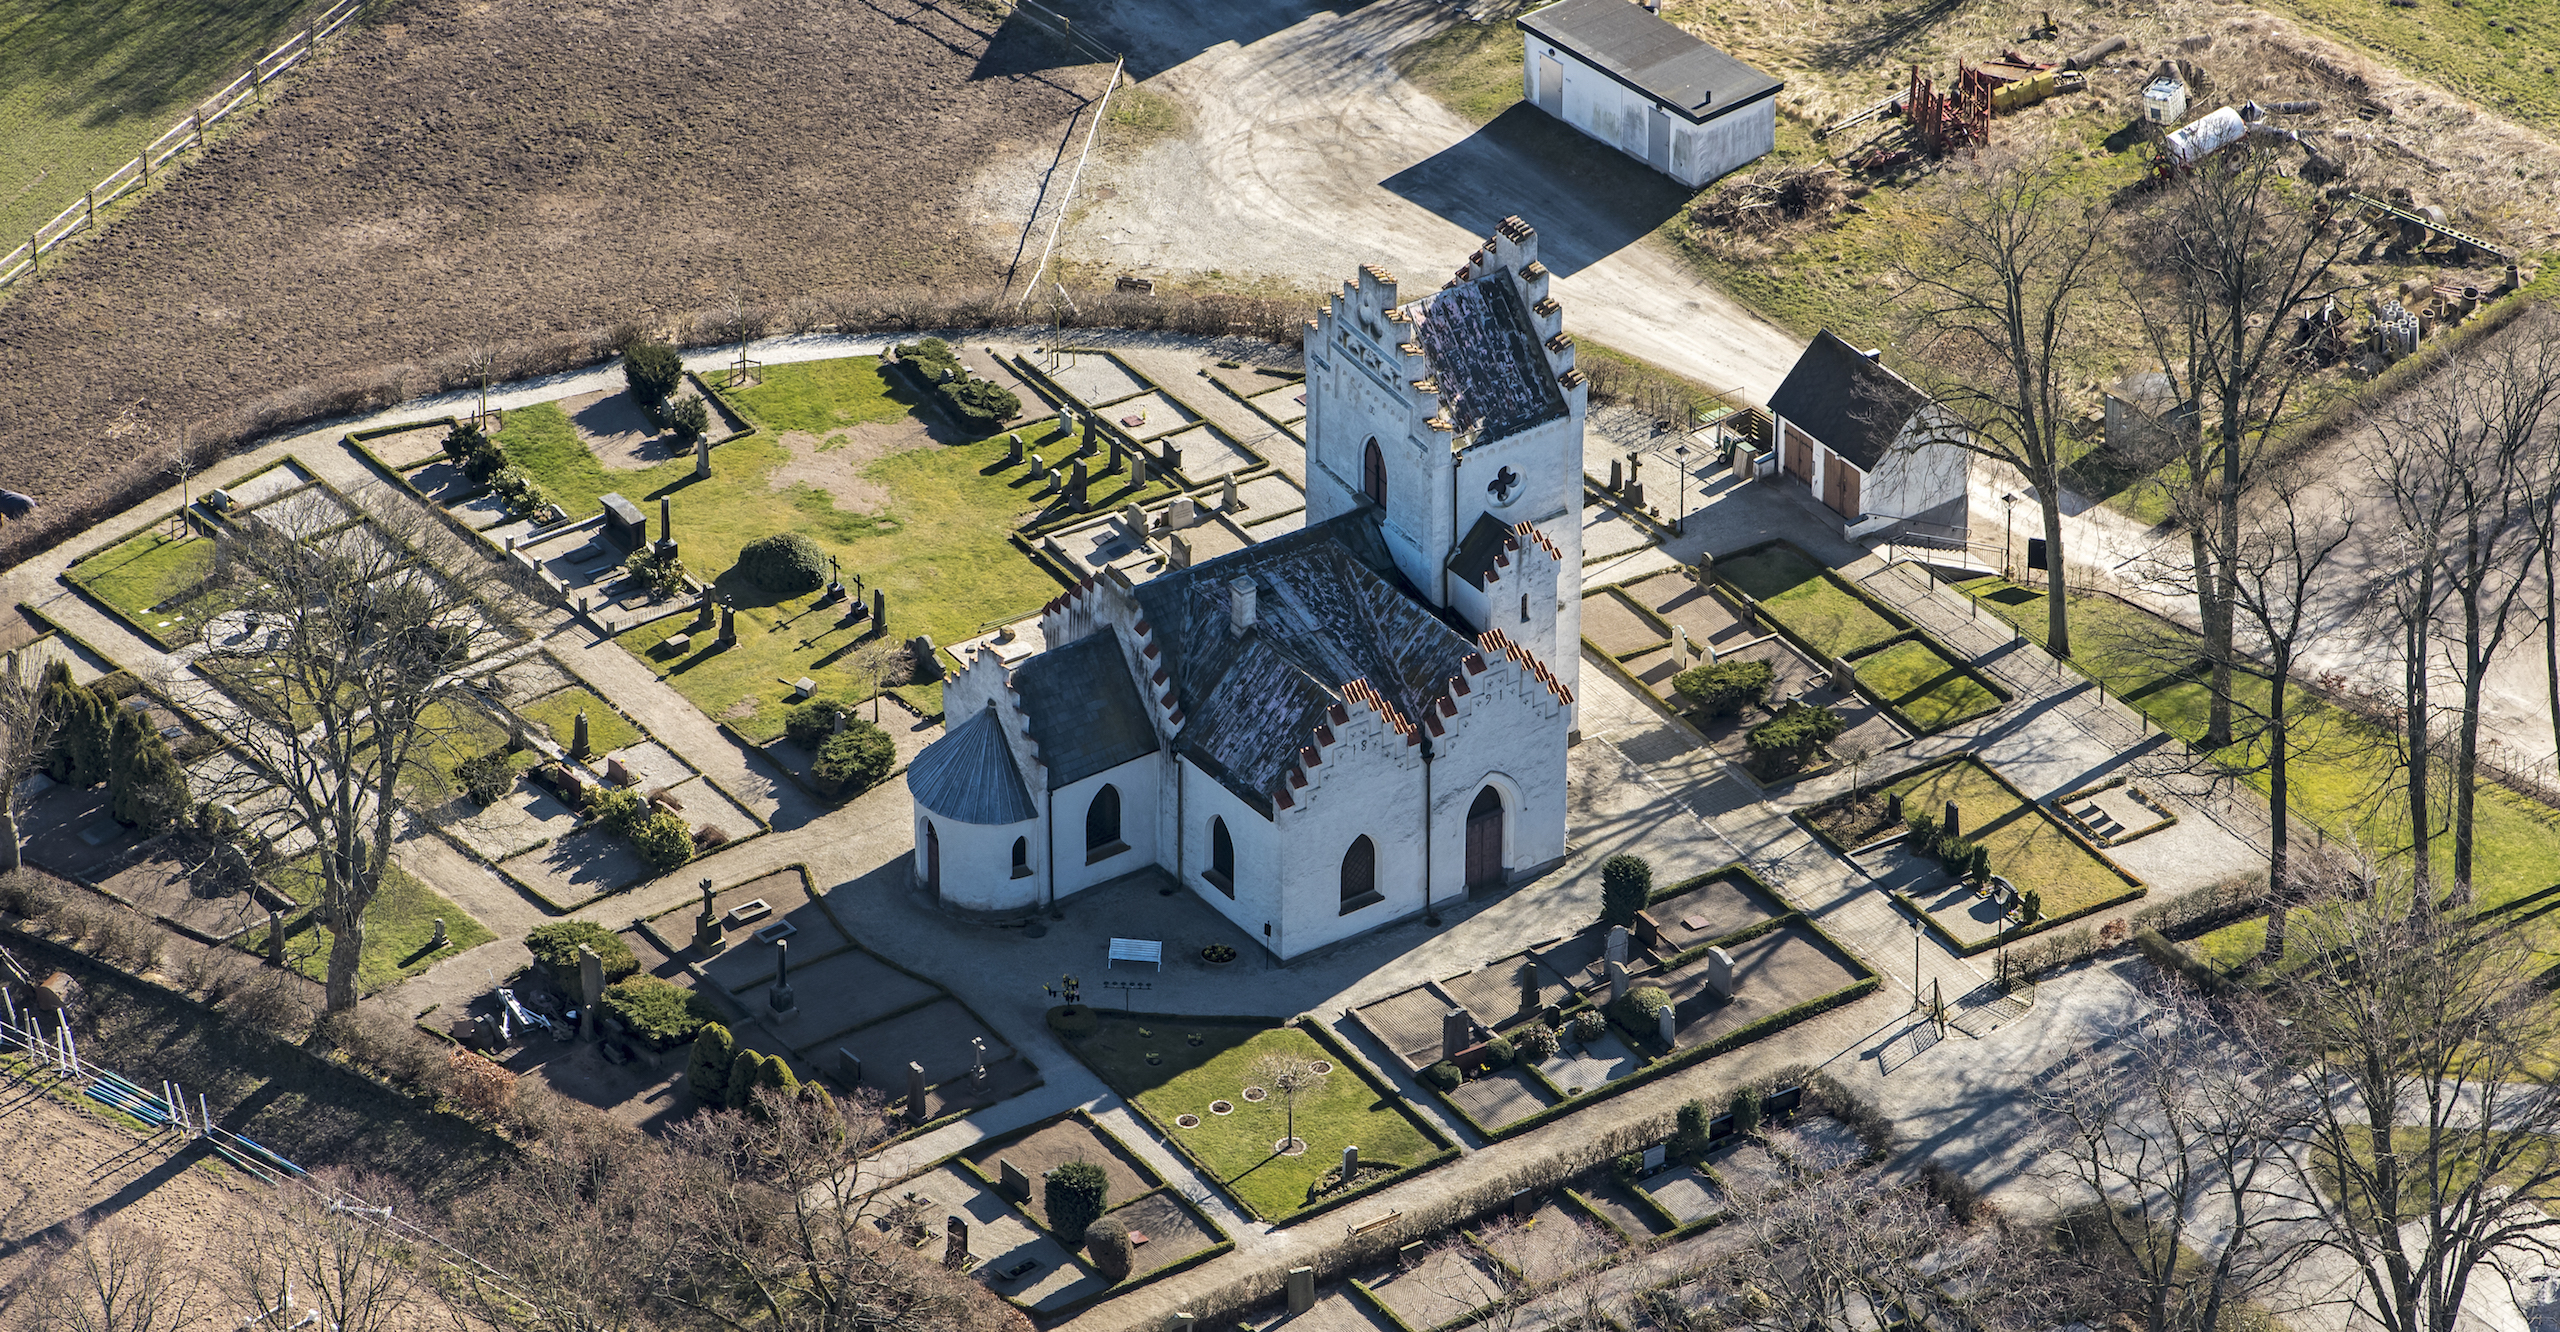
[813,722,896,798]
[1671,657,1775,718]
[1048,1160,1109,1247]
[600,975,719,1047]
[735,532,829,594]
[525,921,638,984]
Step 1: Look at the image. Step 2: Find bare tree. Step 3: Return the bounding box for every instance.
[227,1174,422,1332]
[2280,857,2560,1332]
[2130,147,2355,749]
[1250,1050,1329,1155]
[851,637,906,724]
[2038,977,2319,1332]
[198,489,527,1010]
[1894,139,2108,657]
[2362,318,2560,904]
[2139,460,2355,951]
[0,649,63,873]
[21,1221,207,1332]
[1714,1167,1953,1330]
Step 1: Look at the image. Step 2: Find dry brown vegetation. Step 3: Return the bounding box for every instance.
[0,0,1109,569]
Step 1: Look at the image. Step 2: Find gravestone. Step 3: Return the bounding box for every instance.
[599,493,645,549]
[1674,625,1691,670]
[1605,926,1629,964]
[577,944,606,1040]
[606,756,632,788]
[719,603,738,648]
[1642,1144,1667,1171]
[1132,452,1149,489]
[697,596,717,628]
[1168,495,1196,529]
[943,1216,968,1270]
[968,1037,991,1093]
[911,636,942,684]
[1705,946,1737,999]
[1285,1267,1315,1315]
[695,430,711,479]
[1607,959,1629,1003]
[769,938,797,1019]
[1944,801,1961,841]
[836,1048,862,1087]
[1005,432,1023,464]
[1067,460,1089,511]
[1081,411,1098,453]
[906,1061,927,1123]
[1441,1007,1470,1061]
[999,1158,1031,1201]
[1518,962,1539,1012]
[1107,433,1124,474]
[1657,1005,1677,1047]
[656,497,677,562]
[1121,502,1149,542]
[1054,407,1073,438]
[474,1013,504,1051]
[1626,481,1646,508]
[1222,472,1241,511]
[571,711,592,759]
[1342,1144,1358,1179]
[1608,458,1623,491]
[1162,441,1183,472]
[1028,453,1045,479]
[1510,1187,1535,1219]
[1167,534,1191,570]
[695,878,726,955]
[871,588,887,630]
[430,917,449,949]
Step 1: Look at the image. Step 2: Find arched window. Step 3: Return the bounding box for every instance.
[1085,784,1122,858]
[1206,817,1235,896]
[924,821,941,894]
[1011,836,1031,878]
[1362,438,1387,508]
[1340,835,1379,914]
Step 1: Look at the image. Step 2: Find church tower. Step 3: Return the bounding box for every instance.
[1303,216,1588,717]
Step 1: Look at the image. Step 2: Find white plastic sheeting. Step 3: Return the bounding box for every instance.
[2164,106,2248,165]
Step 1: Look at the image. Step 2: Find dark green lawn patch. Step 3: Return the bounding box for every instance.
[716,359,920,437]
[1066,1016,1442,1222]
[515,686,643,756]
[1714,543,1904,658]
[66,523,222,650]
[1854,639,2004,733]
[493,403,611,517]
[1881,756,2141,948]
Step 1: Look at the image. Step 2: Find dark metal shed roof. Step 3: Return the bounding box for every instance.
[1011,632,1162,789]
[1765,329,1930,474]
[906,706,1036,825]
[1518,0,1783,123]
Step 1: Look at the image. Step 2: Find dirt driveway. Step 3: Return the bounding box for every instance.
[1000,0,1803,402]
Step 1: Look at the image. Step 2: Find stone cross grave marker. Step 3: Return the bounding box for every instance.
[695,878,726,955]
[1441,1007,1471,1061]
[719,603,738,647]
[1706,946,1737,999]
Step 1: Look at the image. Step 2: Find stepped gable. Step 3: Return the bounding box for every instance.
[1130,510,1478,812]
[1009,632,1160,789]
[1400,270,1567,442]
[905,706,1035,824]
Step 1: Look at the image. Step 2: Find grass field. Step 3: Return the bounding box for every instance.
[1070,1018,1441,1221]
[1888,757,2136,925]
[0,0,318,247]
[397,698,514,807]
[67,523,219,650]
[1956,578,2560,974]
[515,686,643,757]
[2262,0,2560,136]
[245,856,493,994]
[498,359,1066,740]
[1390,3,1525,127]
[1854,639,2003,733]
[1718,545,1904,658]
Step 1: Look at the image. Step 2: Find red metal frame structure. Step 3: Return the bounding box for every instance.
[1907,63,1992,155]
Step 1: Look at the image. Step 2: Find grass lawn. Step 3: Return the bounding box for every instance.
[245,857,494,994]
[67,523,220,649]
[515,685,643,756]
[0,0,316,246]
[1070,1018,1442,1221]
[1390,4,1524,126]
[2312,1126,2560,1227]
[1957,577,2560,975]
[396,698,514,806]
[502,358,1070,737]
[1854,639,2002,733]
[1717,544,1903,658]
[1887,757,2137,924]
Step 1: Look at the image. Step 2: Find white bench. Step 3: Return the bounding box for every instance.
[1107,938,1162,970]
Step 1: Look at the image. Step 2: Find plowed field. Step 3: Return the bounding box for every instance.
[0,0,1101,567]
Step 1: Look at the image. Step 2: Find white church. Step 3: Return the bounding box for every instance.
[906,218,1588,960]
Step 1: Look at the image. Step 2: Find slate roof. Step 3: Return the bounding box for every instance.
[1129,510,1480,812]
[1766,329,1931,474]
[1402,274,1567,443]
[907,707,1036,825]
[1518,0,1783,123]
[1448,512,1518,589]
[1012,632,1160,790]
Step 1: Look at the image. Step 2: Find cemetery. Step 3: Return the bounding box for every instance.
[1705,542,2011,737]
[1057,1011,1453,1223]
[1807,755,2147,953]
[1351,867,1876,1137]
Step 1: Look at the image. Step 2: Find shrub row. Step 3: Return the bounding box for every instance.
[892,337,1022,433]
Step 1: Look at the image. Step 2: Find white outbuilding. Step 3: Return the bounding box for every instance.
[1517,0,1784,188]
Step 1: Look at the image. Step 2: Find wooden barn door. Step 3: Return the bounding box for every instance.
[1465,786,1505,890]
[1783,424,1813,483]
[1822,454,1861,517]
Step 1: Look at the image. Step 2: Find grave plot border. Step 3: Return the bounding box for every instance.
[928,1107,1237,1318]
[58,458,339,654]
[2047,773,2181,847]
[1004,349,1276,499]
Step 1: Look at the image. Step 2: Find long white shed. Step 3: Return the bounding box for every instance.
[1516,0,1784,188]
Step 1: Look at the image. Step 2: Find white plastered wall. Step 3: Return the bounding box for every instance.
[913,807,1044,915]
[1265,696,1427,960]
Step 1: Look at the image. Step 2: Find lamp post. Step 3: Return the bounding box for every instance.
[1912,915,1924,1014]
[1672,444,1691,536]
[2001,492,2020,582]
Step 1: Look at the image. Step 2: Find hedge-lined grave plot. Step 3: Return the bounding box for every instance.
[1715,544,1902,658]
[1853,639,2004,734]
[1875,757,2143,948]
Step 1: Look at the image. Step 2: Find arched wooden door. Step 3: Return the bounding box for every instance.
[1465,786,1504,890]
[925,822,941,894]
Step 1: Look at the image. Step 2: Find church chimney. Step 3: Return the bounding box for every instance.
[1229,577,1257,635]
